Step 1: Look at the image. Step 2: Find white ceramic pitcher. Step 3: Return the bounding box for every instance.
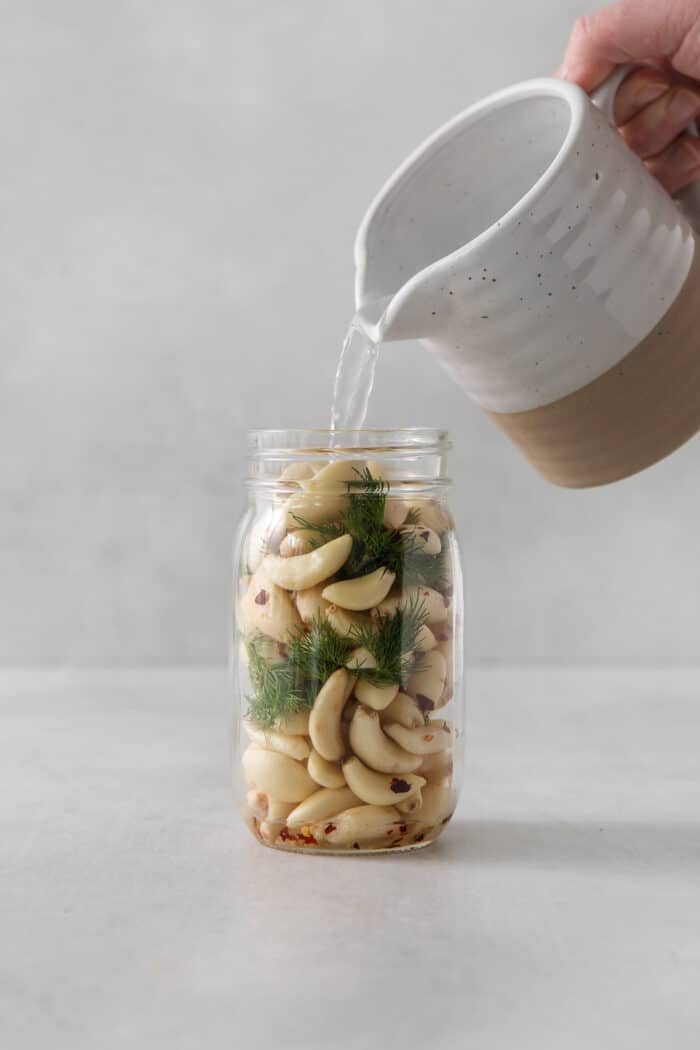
[354,71,700,487]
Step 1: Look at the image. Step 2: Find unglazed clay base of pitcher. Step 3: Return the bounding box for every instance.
[486,244,700,487]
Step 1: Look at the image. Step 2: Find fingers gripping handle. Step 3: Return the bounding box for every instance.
[591,63,700,232]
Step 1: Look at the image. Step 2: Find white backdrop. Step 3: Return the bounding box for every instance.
[2,0,698,665]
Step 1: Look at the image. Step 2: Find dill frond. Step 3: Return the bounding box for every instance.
[349,594,428,686]
[288,515,344,544]
[286,615,356,696]
[245,644,308,729]
[245,617,356,728]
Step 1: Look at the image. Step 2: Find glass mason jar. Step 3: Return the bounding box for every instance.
[231,429,464,854]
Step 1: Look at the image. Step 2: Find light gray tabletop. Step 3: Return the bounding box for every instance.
[2,669,699,1049]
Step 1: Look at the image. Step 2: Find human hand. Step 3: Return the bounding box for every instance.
[558,0,700,191]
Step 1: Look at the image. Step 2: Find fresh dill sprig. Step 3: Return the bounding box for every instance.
[245,616,356,728]
[401,544,448,591]
[245,644,307,729]
[286,615,356,697]
[288,515,344,544]
[349,594,428,686]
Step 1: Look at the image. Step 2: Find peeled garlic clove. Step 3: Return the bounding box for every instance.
[345,647,376,671]
[418,749,454,781]
[242,745,317,802]
[246,789,269,818]
[279,526,336,558]
[414,778,454,825]
[396,791,423,815]
[279,462,317,482]
[311,804,402,847]
[246,507,287,571]
[264,534,352,591]
[243,722,311,761]
[381,691,425,729]
[415,624,437,652]
[307,749,346,788]
[383,719,453,755]
[383,499,410,530]
[375,585,448,625]
[342,756,425,806]
[407,650,447,712]
[400,524,442,555]
[325,604,370,639]
[287,786,361,827]
[241,637,281,663]
[284,491,348,529]
[411,586,449,624]
[408,499,453,534]
[323,568,396,611]
[258,820,282,845]
[309,668,354,762]
[295,583,331,624]
[239,566,302,643]
[301,459,367,492]
[279,531,314,558]
[355,678,399,711]
[349,706,422,774]
[246,790,295,822]
[435,638,454,705]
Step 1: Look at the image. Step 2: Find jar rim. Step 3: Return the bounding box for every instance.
[247,427,450,455]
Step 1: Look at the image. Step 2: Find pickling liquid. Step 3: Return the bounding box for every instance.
[330,295,394,434]
[330,317,379,433]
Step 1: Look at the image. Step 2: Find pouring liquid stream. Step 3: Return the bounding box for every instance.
[330,298,391,439]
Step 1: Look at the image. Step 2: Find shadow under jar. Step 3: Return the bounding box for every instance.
[232,429,464,854]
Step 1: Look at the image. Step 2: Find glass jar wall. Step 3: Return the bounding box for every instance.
[232,429,463,854]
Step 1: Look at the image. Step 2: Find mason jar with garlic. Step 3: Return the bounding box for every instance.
[231,429,463,854]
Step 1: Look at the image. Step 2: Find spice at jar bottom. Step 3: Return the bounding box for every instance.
[232,439,463,854]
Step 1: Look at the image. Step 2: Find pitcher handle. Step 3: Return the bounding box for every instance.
[590,63,700,232]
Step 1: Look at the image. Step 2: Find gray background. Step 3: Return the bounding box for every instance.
[1,0,698,667]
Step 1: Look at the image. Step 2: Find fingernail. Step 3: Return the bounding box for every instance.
[668,87,700,125]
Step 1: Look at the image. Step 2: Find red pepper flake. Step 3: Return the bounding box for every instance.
[324,822,336,835]
[390,777,411,794]
[299,833,318,846]
[423,734,434,742]
[414,833,425,842]
[416,693,434,713]
[254,589,268,605]
[279,827,292,841]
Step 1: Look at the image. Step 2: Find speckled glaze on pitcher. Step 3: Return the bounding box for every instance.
[355,75,700,487]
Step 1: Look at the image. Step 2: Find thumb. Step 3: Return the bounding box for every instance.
[558,0,700,92]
